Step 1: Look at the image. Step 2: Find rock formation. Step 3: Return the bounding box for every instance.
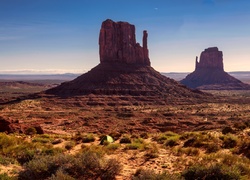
[181,47,250,90]
[46,19,209,103]
[0,116,44,134]
[99,19,150,65]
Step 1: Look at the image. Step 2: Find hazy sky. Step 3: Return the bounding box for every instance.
[0,0,250,74]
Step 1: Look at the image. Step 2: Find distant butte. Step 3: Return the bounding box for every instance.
[181,47,250,90]
[46,19,208,103]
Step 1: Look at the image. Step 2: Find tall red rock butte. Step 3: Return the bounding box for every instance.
[46,19,207,103]
[99,19,150,65]
[181,47,250,90]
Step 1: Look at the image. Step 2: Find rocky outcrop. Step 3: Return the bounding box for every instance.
[0,116,44,134]
[99,19,150,65]
[46,19,209,103]
[181,47,250,90]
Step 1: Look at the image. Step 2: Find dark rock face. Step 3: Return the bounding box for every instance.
[46,19,209,103]
[181,47,250,90]
[99,19,150,65]
[0,116,44,134]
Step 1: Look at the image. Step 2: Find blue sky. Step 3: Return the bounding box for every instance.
[0,0,250,74]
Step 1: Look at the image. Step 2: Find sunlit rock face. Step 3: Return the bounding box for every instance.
[181,47,250,90]
[99,19,150,65]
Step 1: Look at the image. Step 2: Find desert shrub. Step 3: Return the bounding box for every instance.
[105,143,120,152]
[19,149,121,180]
[153,132,179,144]
[25,127,37,135]
[234,139,250,158]
[222,126,234,134]
[100,159,122,180]
[174,147,200,156]
[0,155,16,165]
[65,141,75,151]
[165,136,179,147]
[124,138,147,151]
[201,153,250,177]
[119,136,131,144]
[144,143,159,159]
[109,132,121,140]
[0,173,15,180]
[205,143,221,153]
[182,163,241,180]
[0,133,19,149]
[49,169,74,180]
[18,154,73,180]
[132,168,178,180]
[180,132,198,140]
[139,132,149,139]
[221,134,238,149]
[51,138,63,145]
[81,134,95,143]
[32,137,51,143]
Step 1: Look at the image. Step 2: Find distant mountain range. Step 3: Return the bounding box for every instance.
[0,71,250,84]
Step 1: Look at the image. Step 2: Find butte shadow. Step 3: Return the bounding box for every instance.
[181,47,250,90]
[46,19,209,104]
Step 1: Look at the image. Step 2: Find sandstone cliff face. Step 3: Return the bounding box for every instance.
[99,19,150,65]
[181,47,250,90]
[195,47,223,70]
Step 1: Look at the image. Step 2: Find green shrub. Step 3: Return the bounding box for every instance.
[132,168,178,180]
[51,139,63,145]
[32,137,51,144]
[221,134,238,149]
[81,134,95,143]
[144,143,159,159]
[25,127,37,135]
[205,143,220,153]
[119,136,131,144]
[105,143,120,152]
[165,136,179,147]
[49,169,74,180]
[182,163,241,180]
[0,173,15,180]
[235,139,250,158]
[65,141,75,151]
[174,147,199,156]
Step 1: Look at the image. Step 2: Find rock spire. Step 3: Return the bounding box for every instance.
[99,19,150,65]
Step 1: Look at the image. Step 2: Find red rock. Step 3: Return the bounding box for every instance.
[99,19,150,65]
[195,47,223,70]
[46,19,209,103]
[0,117,12,133]
[0,116,44,134]
[181,47,250,90]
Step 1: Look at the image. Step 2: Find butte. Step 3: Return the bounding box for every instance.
[181,47,250,90]
[46,19,208,104]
